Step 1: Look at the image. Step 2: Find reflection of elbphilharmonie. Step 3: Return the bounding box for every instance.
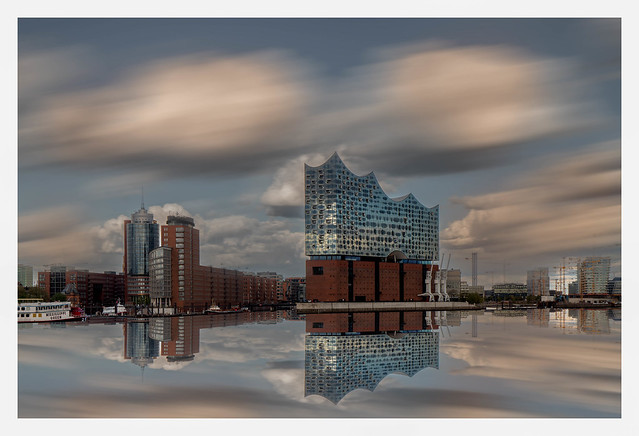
[304,312,440,404]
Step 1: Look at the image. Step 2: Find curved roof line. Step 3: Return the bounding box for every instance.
[310,152,436,210]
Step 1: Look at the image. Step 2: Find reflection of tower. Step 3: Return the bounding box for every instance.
[527,309,550,327]
[304,330,439,404]
[576,309,610,335]
[123,319,159,369]
[471,313,478,338]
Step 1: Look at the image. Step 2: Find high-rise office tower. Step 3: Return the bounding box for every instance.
[527,267,550,296]
[149,215,211,313]
[123,204,159,304]
[18,264,33,287]
[305,153,440,302]
[577,257,611,294]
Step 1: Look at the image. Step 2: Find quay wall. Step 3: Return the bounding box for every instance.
[296,301,478,313]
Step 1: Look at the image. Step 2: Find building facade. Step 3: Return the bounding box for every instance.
[149,215,212,313]
[18,264,33,287]
[492,283,528,299]
[64,270,125,314]
[527,267,550,296]
[37,265,68,298]
[446,269,461,299]
[304,153,440,302]
[123,205,159,304]
[577,257,611,294]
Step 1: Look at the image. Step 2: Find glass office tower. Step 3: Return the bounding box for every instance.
[124,205,159,304]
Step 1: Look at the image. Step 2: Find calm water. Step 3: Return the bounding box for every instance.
[18,308,621,418]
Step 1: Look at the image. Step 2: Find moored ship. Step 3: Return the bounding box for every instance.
[18,299,77,323]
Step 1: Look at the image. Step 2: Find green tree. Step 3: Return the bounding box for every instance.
[51,293,68,302]
[18,286,48,301]
[465,292,483,304]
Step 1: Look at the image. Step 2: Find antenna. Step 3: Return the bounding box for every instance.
[141,185,145,210]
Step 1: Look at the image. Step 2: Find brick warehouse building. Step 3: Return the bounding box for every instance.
[305,153,442,302]
[149,216,282,313]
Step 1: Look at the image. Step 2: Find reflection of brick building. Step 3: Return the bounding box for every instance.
[306,311,439,334]
[304,153,440,302]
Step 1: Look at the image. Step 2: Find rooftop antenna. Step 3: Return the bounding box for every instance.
[141,185,145,210]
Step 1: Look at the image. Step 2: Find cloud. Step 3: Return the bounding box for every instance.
[20,50,314,174]
[258,42,612,216]
[18,202,305,276]
[441,142,620,270]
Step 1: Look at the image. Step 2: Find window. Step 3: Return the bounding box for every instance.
[312,267,324,275]
[312,322,324,329]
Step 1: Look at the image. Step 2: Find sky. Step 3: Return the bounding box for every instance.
[16,17,622,285]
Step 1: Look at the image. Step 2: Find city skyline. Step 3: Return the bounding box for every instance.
[17,18,621,282]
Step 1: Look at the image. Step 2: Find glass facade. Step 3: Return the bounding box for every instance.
[126,207,159,276]
[149,246,172,300]
[305,153,438,261]
[578,257,611,294]
[305,330,439,404]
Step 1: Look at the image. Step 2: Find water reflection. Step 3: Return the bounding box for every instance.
[304,311,441,404]
[123,311,290,368]
[526,308,621,335]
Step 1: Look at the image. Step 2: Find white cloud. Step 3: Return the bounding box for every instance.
[441,142,621,272]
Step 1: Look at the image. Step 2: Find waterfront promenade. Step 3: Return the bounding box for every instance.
[296,301,478,313]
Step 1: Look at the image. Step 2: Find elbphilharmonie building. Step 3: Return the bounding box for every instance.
[304,153,441,302]
[305,153,439,261]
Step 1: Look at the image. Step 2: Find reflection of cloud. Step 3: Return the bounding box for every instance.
[440,316,620,414]
[197,325,305,364]
[441,142,620,264]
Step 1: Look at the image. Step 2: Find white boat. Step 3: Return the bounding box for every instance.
[18,299,76,323]
[102,301,127,316]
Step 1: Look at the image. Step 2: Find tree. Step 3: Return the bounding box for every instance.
[465,292,483,304]
[18,285,47,301]
[51,293,68,302]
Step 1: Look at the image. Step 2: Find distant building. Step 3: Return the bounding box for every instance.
[304,153,441,302]
[577,257,611,294]
[568,281,579,295]
[285,277,306,302]
[527,267,549,296]
[492,283,528,299]
[257,272,284,301]
[18,264,33,287]
[607,277,621,296]
[446,269,461,299]
[65,269,125,313]
[468,285,484,296]
[123,205,159,304]
[37,265,68,298]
